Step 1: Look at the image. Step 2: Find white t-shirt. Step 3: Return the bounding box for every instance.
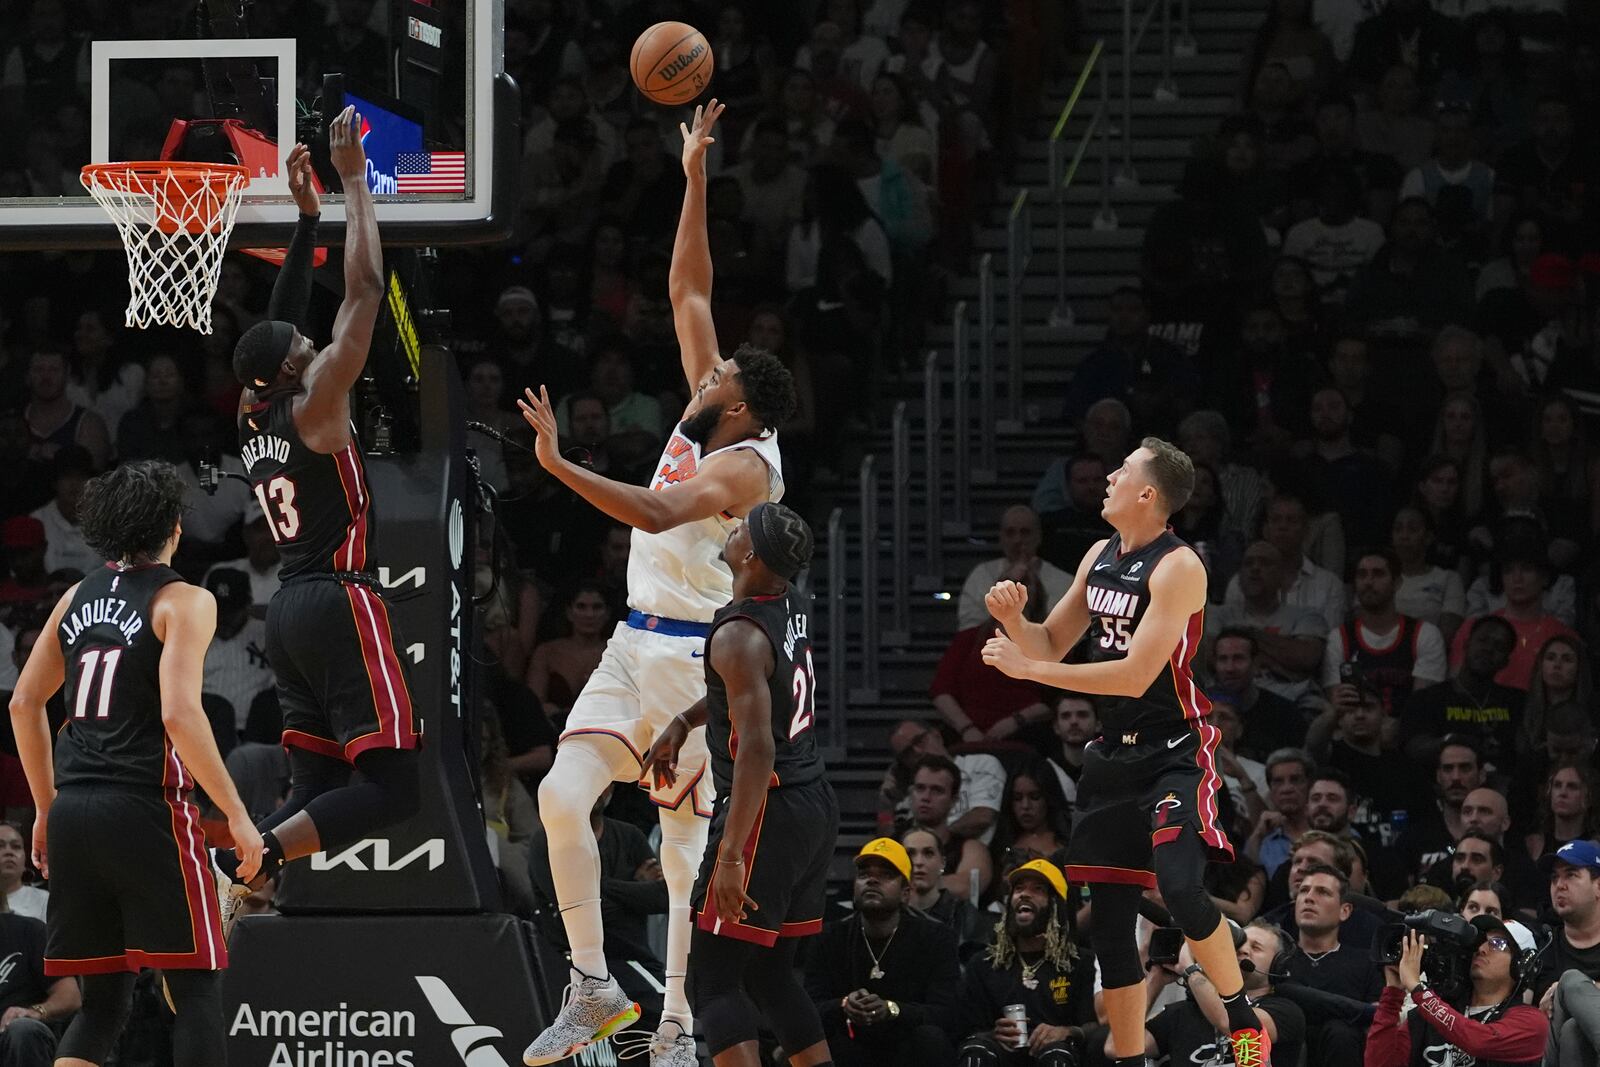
[7,885,47,922]
[30,500,100,577]
[957,557,1074,631]
[1395,568,1466,628]
[203,618,275,731]
[1281,216,1386,300]
[1320,617,1449,689]
[1224,557,1348,633]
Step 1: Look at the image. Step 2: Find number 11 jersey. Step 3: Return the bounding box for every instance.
[239,396,375,580]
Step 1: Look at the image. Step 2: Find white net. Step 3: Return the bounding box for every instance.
[80,163,250,334]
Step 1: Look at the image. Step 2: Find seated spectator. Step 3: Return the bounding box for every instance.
[29,447,97,578]
[1302,389,1398,553]
[1344,198,1473,344]
[906,755,994,900]
[1321,549,1447,717]
[524,581,609,729]
[1311,682,1431,861]
[1475,211,1544,301]
[1390,505,1465,639]
[1412,455,1472,574]
[67,309,143,448]
[1205,627,1309,759]
[1520,633,1589,754]
[115,353,192,466]
[1282,864,1383,1067]
[1449,544,1578,690]
[1281,165,1387,307]
[20,348,110,471]
[199,568,273,736]
[600,118,687,245]
[1357,64,1436,173]
[1399,103,1496,248]
[1207,303,1323,461]
[1044,692,1098,804]
[1176,409,1269,548]
[1437,11,1535,160]
[1063,286,1197,430]
[831,118,932,260]
[1524,760,1600,866]
[0,822,44,922]
[730,118,812,255]
[1537,842,1600,1046]
[522,77,619,172]
[480,713,537,915]
[1207,698,1270,830]
[0,519,50,623]
[1031,456,1111,570]
[1526,393,1596,530]
[204,506,281,611]
[553,340,664,471]
[1131,920,1305,1067]
[1244,748,1314,878]
[1245,62,1319,177]
[1494,95,1593,237]
[802,838,961,1067]
[957,505,1072,632]
[1433,829,1507,901]
[869,72,936,185]
[1398,739,1488,884]
[479,600,555,794]
[900,827,989,955]
[1458,879,1509,921]
[1260,831,1386,942]
[956,860,1093,1067]
[1366,916,1547,1067]
[1242,0,1336,112]
[932,617,1051,744]
[527,784,667,1010]
[1400,616,1520,767]
[1270,256,1328,360]
[989,758,1072,875]
[786,164,894,292]
[1288,93,1402,226]
[1347,0,1458,96]
[1214,542,1330,706]
[1173,461,1244,587]
[0,892,79,1066]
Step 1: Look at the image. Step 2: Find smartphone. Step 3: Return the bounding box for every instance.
[1147,926,1185,968]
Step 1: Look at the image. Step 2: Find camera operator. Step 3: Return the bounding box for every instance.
[1365,921,1548,1067]
[1116,920,1305,1066]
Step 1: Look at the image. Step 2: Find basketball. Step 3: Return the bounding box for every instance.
[630,22,713,106]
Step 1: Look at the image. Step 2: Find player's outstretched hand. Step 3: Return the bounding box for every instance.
[981,628,1032,680]
[985,579,1028,627]
[643,715,691,789]
[286,142,319,216]
[29,808,46,879]
[516,385,562,471]
[328,105,366,181]
[711,851,759,924]
[230,811,266,885]
[680,98,725,177]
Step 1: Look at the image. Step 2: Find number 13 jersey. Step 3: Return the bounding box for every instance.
[239,397,374,580]
[1084,530,1210,733]
[703,585,824,795]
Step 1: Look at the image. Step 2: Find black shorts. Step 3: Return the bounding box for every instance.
[266,576,420,764]
[45,785,228,975]
[1064,722,1235,888]
[693,777,838,947]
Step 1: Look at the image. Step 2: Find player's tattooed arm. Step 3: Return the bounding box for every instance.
[670,99,727,389]
[8,585,76,873]
[984,548,1207,696]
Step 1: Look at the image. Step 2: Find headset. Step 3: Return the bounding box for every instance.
[1236,919,1295,982]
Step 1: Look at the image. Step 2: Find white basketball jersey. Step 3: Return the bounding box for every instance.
[627,426,785,623]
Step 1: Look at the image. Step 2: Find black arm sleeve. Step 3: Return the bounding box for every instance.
[267,213,321,329]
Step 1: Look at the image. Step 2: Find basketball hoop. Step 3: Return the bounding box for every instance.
[80,162,251,334]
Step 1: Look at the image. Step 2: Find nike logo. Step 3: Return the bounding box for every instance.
[1094,563,1111,571]
[1166,736,1185,749]
[691,651,705,659]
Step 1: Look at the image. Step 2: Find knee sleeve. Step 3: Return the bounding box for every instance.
[957,1035,1005,1067]
[688,926,762,1054]
[744,939,826,1054]
[58,972,136,1064]
[1154,829,1222,941]
[257,747,348,834]
[1087,883,1144,990]
[299,747,421,851]
[163,969,226,1067]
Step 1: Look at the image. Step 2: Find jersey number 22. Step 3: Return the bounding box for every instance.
[790,648,817,738]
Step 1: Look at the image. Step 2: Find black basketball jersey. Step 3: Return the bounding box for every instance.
[1337,616,1423,715]
[1084,530,1210,732]
[238,397,374,580]
[704,586,825,794]
[54,563,188,791]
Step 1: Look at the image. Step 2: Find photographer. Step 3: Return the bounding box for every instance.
[1365,920,1548,1067]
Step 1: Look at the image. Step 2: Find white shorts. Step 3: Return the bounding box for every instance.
[561,618,714,816]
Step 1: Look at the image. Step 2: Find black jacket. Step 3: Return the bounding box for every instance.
[803,910,964,1039]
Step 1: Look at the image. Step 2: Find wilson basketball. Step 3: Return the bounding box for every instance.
[630,22,713,106]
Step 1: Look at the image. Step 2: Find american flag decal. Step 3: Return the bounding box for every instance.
[395,151,466,194]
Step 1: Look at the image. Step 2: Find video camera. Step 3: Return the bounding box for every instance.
[1373,909,1480,1000]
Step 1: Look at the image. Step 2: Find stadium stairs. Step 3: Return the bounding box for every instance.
[812,0,1261,891]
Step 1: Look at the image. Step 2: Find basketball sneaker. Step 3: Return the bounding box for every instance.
[614,1019,697,1067]
[1229,1024,1271,1067]
[522,972,640,1066]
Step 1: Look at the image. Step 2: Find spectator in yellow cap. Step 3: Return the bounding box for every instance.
[801,838,962,1066]
[956,860,1094,1067]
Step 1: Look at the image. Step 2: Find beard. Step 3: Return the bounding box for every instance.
[680,403,725,447]
[1006,903,1050,940]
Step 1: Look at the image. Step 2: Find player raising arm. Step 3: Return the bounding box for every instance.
[219,105,423,892]
[9,461,262,1067]
[517,100,797,1067]
[980,439,1273,1067]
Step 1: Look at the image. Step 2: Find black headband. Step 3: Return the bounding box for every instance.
[746,502,812,580]
[234,319,296,388]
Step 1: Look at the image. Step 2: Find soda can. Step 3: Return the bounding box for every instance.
[1004,1004,1028,1048]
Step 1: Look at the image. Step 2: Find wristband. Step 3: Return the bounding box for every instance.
[716,854,745,867]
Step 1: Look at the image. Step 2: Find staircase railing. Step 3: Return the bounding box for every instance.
[825,506,847,748]
[920,350,943,585]
[886,401,911,646]
[1004,189,1029,430]
[852,454,881,704]
[949,300,971,533]
[1046,39,1110,327]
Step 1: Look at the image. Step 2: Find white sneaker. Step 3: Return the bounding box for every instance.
[615,1019,698,1067]
[209,850,251,942]
[523,973,640,1066]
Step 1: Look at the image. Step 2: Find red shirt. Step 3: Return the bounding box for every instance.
[1448,610,1578,690]
[929,626,1047,731]
[1364,986,1547,1067]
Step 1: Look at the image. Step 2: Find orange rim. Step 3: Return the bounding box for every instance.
[81,161,251,234]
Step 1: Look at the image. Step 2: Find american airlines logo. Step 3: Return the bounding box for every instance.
[415,979,618,1067]
[311,838,445,872]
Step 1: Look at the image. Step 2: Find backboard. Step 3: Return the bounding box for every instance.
[0,0,515,250]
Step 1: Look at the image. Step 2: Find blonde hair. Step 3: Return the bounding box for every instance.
[1139,436,1196,514]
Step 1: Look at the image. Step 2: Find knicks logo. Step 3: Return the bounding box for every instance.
[1154,792,1182,827]
[653,434,698,489]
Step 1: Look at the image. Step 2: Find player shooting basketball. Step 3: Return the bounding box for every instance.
[980,439,1276,1067]
[516,99,797,1067]
[218,105,423,890]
